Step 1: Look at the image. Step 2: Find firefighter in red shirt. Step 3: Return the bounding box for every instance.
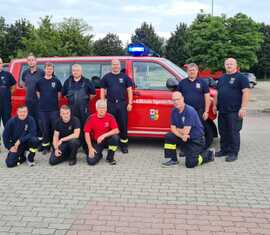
[84,99,119,165]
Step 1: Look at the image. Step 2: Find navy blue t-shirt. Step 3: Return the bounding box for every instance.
[177,78,209,111]
[0,70,16,102]
[170,105,204,140]
[217,72,250,113]
[36,76,62,111]
[101,72,132,102]
[62,76,96,98]
[22,68,45,101]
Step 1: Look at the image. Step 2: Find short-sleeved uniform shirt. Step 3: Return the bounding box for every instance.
[0,70,16,103]
[62,76,96,98]
[84,113,118,141]
[100,72,132,102]
[54,116,81,139]
[171,104,204,140]
[36,76,62,111]
[177,78,209,111]
[22,68,45,101]
[217,72,250,113]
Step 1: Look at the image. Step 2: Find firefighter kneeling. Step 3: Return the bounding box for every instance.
[84,99,119,166]
[163,91,215,168]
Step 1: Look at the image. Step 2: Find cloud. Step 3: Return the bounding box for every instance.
[122,1,210,16]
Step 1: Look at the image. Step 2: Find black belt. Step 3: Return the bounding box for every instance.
[108,99,125,104]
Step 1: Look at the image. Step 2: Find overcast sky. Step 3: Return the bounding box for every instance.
[1,0,269,43]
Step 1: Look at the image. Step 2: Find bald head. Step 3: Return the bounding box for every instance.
[111,59,121,74]
[172,91,185,110]
[225,58,237,74]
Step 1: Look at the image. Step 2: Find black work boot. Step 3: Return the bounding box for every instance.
[69,158,77,166]
[215,150,227,157]
[106,150,116,165]
[120,145,128,154]
[225,154,238,162]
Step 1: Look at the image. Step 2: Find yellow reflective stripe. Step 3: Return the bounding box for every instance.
[164,143,176,150]
[108,145,117,152]
[120,139,128,143]
[29,148,37,153]
[198,155,203,166]
[42,143,50,147]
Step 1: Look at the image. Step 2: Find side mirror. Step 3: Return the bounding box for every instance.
[166,78,179,91]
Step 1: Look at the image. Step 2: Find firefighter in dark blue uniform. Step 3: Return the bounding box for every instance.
[2,105,38,167]
[178,63,210,147]
[36,63,62,154]
[0,58,16,126]
[100,59,133,153]
[62,64,96,152]
[163,92,215,168]
[214,58,250,162]
[22,54,44,140]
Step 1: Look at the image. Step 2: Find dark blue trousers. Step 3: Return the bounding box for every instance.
[49,139,80,165]
[39,110,59,148]
[87,135,119,165]
[164,132,213,168]
[0,100,11,127]
[26,100,42,137]
[218,112,243,155]
[6,137,39,168]
[107,101,128,148]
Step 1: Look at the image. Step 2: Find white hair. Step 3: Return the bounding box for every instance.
[72,64,82,71]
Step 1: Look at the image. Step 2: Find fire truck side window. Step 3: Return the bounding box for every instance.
[54,63,71,84]
[133,62,176,90]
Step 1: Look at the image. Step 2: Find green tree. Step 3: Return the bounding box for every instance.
[165,23,189,67]
[93,33,124,56]
[17,16,61,57]
[131,22,164,56]
[57,17,94,56]
[5,19,33,60]
[0,16,8,61]
[187,13,263,71]
[226,13,263,70]
[187,13,229,71]
[252,24,270,78]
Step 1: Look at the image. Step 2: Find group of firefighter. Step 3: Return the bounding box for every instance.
[0,54,250,168]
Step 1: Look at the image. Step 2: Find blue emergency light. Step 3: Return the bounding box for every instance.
[127,43,150,56]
